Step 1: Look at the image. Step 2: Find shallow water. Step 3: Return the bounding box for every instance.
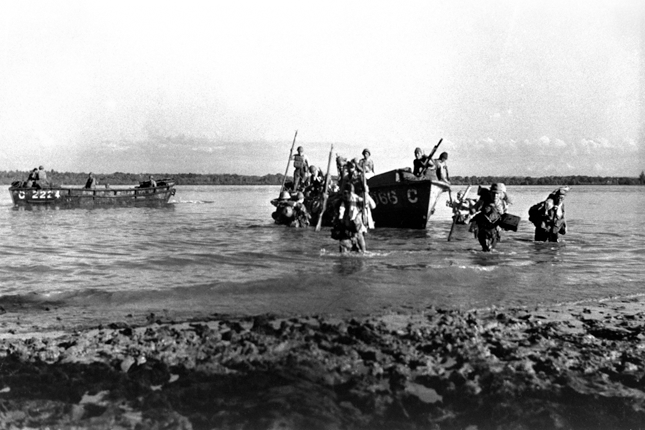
[0,184,643,320]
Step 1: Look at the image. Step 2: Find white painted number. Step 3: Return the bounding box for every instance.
[28,190,60,200]
[375,191,399,205]
[407,189,418,204]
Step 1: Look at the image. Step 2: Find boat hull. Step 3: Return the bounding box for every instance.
[367,169,450,229]
[8,183,176,209]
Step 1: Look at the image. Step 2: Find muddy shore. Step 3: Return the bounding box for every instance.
[1,297,645,429]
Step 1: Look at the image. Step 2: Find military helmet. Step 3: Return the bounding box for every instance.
[279,190,291,200]
[281,206,294,218]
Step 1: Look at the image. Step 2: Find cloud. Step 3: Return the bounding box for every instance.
[191,146,226,153]
[0,2,640,177]
[103,142,131,152]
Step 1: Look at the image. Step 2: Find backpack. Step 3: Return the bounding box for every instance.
[528,201,544,226]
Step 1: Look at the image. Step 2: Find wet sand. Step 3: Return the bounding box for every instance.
[1,296,645,429]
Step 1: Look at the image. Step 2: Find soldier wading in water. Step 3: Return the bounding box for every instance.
[331,184,372,254]
[469,183,512,252]
[529,186,569,242]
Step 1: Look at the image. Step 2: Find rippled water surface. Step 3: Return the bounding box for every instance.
[0,185,643,319]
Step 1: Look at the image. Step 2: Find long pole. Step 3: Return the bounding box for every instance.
[315,144,334,232]
[361,165,368,228]
[280,130,298,193]
[447,185,471,242]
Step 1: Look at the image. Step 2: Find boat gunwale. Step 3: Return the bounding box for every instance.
[8,182,176,206]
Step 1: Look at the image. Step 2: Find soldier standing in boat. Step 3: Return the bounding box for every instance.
[84,172,97,189]
[292,146,310,191]
[433,152,450,183]
[26,168,38,187]
[305,165,324,193]
[413,148,433,177]
[358,148,375,179]
[413,139,444,178]
[35,165,49,188]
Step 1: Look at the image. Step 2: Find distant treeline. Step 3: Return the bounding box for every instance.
[450,174,645,186]
[0,171,284,186]
[1,170,643,186]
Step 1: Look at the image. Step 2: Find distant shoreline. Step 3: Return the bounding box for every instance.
[1,171,644,186]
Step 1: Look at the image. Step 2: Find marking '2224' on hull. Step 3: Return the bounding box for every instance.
[8,180,177,209]
[367,169,450,229]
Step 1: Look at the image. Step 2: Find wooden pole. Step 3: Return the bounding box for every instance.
[361,165,368,228]
[315,144,334,232]
[280,130,298,193]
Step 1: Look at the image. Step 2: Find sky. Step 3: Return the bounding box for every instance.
[0,0,643,177]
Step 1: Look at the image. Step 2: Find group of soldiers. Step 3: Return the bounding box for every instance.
[273,144,570,254]
[271,146,376,253]
[23,166,49,188]
[449,183,570,251]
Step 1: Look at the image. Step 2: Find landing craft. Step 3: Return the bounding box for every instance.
[367,168,450,229]
[285,168,451,230]
[8,179,176,209]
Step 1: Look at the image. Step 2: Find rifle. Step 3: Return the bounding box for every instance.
[427,138,443,160]
[280,130,298,193]
[315,144,334,231]
[418,138,443,177]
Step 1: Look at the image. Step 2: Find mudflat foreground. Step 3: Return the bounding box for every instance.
[1,298,645,429]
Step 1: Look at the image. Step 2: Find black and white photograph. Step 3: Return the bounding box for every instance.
[0,1,643,428]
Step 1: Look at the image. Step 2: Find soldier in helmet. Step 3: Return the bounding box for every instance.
[333,183,367,253]
[472,183,511,215]
[413,148,433,177]
[290,191,311,228]
[305,165,324,193]
[529,186,569,242]
[469,183,512,252]
[291,146,310,191]
[84,172,98,189]
[358,148,374,179]
[26,168,39,188]
[433,152,450,183]
[271,190,295,225]
[35,165,49,188]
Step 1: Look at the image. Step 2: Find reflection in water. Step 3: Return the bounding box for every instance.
[531,242,566,265]
[335,256,365,276]
[469,251,505,267]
